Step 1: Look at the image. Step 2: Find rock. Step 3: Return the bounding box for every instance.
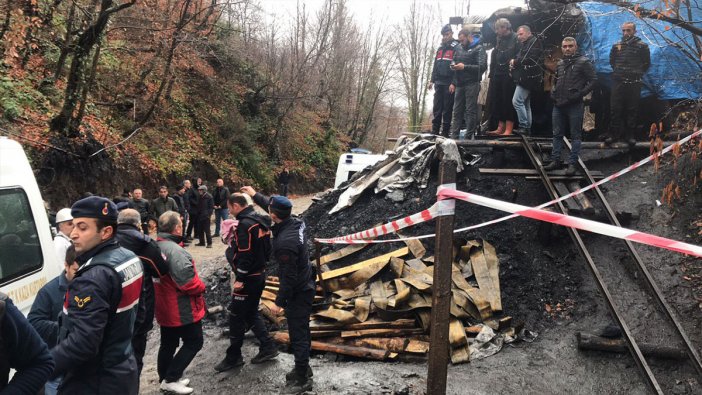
[386,189,405,202]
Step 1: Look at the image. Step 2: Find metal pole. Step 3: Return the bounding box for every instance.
[427,159,456,395]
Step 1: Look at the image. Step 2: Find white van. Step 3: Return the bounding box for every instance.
[0,137,62,315]
[333,150,387,188]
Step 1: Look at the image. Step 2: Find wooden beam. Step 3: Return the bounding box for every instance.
[273,332,393,361]
[576,332,688,360]
[340,328,424,339]
[479,168,604,177]
[318,243,368,265]
[310,318,417,332]
[320,247,409,280]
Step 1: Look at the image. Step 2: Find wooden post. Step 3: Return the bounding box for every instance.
[427,159,456,395]
[314,241,330,297]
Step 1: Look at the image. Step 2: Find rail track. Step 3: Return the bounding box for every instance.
[517,134,702,394]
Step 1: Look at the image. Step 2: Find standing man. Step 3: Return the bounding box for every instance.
[214,193,277,373]
[0,293,55,394]
[155,211,206,394]
[115,208,169,380]
[449,29,487,140]
[545,37,597,175]
[429,24,459,136]
[53,207,74,270]
[510,25,543,136]
[242,187,315,394]
[212,178,230,237]
[51,196,144,394]
[278,167,291,197]
[151,186,177,226]
[28,245,78,395]
[486,18,519,136]
[194,185,214,248]
[130,188,151,234]
[608,21,650,146]
[185,179,200,242]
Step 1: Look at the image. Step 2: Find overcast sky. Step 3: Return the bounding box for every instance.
[260,0,527,28]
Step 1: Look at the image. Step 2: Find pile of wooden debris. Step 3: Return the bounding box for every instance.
[262,238,531,364]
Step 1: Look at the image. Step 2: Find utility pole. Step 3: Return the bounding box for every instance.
[426,156,456,395]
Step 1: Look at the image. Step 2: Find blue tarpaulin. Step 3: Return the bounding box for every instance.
[578,1,702,100]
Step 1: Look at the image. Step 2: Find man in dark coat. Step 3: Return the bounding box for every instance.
[51,196,144,394]
[545,37,597,175]
[487,18,519,136]
[510,25,543,135]
[278,168,291,197]
[0,294,55,394]
[212,178,230,237]
[130,188,150,234]
[115,208,169,380]
[242,187,316,394]
[449,29,487,139]
[150,186,177,225]
[608,21,650,146]
[194,185,214,247]
[185,179,200,242]
[214,193,277,373]
[429,24,460,136]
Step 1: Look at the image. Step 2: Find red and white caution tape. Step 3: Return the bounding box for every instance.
[315,130,702,245]
[439,188,702,258]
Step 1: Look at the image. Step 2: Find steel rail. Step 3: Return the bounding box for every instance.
[518,134,663,394]
[563,137,702,377]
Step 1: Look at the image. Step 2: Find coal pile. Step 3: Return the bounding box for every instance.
[302,146,588,330]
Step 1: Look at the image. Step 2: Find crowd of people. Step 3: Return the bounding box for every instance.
[429,19,650,173]
[2,178,315,395]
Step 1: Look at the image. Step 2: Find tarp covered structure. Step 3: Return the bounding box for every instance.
[575,1,701,100]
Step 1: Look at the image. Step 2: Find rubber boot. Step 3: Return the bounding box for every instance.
[501,120,515,136]
[486,121,505,136]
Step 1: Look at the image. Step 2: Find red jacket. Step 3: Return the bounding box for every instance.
[154,233,206,327]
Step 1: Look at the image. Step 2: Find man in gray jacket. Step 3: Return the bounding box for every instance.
[449,29,487,140]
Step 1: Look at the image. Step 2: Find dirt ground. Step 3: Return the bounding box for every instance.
[138,149,702,394]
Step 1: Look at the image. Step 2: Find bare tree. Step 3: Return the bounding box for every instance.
[395,0,435,131]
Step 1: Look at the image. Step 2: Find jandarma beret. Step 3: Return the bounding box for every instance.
[71,196,118,222]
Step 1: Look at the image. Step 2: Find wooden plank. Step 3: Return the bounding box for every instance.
[553,182,580,212]
[318,243,368,266]
[482,241,502,312]
[470,243,501,312]
[348,337,409,353]
[479,168,603,177]
[340,328,425,339]
[273,332,392,361]
[320,247,409,280]
[261,290,277,302]
[310,318,417,332]
[403,238,427,259]
[405,340,430,354]
[576,332,687,360]
[568,181,596,215]
[343,257,390,289]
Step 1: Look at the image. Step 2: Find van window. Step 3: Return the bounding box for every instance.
[0,188,43,284]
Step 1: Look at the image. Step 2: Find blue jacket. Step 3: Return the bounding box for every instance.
[28,273,69,348]
[0,295,55,394]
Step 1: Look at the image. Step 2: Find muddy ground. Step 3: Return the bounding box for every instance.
[139,145,702,394]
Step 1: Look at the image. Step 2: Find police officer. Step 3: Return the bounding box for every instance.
[214,193,278,373]
[242,186,315,394]
[51,196,144,394]
[0,293,54,393]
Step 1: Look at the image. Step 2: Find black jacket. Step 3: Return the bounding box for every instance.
[115,224,168,336]
[431,39,460,86]
[251,193,315,309]
[130,198,150,224]
[0,295,54,394]
[551,53,597,108]
[512,35,543,91]
[52,238,142,394]
[185,188,199,214]
[28,273,69,348]
[227,206,271,283]
[213,186,230,208]
[173,193,186,217]
[278,171,290,185]
[150,196,177,221]
[489,32,518,78]
[609,36,650,82]
[196,192,214,217]
[452,36,487,87]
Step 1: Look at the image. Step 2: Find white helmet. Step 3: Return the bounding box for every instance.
[56,208,73,224]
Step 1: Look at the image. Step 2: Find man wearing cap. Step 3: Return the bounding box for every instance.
[241,187,315,394]
[214,193,277,373]
[51,196,144,394]
[53,208,74,270]
[429,24,459,136]
[194,185,214,247]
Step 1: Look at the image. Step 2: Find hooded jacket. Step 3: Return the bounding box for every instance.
[451,36,487,87]
[609,35,650,82]
[154,233,206,327]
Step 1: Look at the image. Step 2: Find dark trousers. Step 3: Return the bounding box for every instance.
[226,274,274,361]
[285,287,315,373]
[487,74,517,122]
[279,183,289,197]
[182,212,189,239]
[552,101,584,165]
[132,331,148,376]
[157,321,204,383]
[432,84,454,136]
[197,215,212,245]
[186,212,198,239]
[610,80,642,141]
